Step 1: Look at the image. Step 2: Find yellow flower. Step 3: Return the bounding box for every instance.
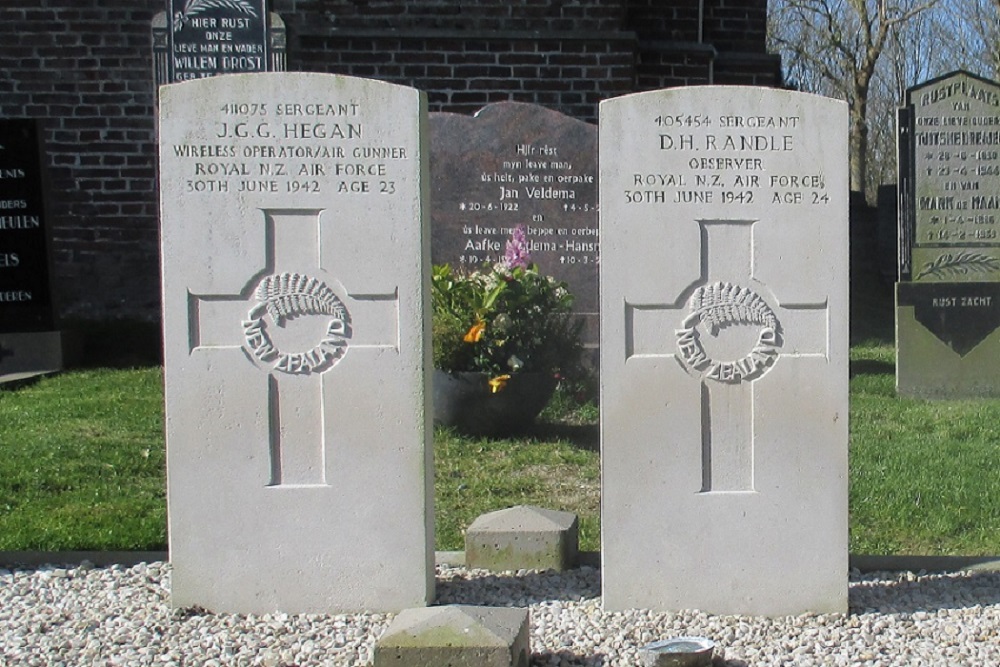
[463,321,486,343]
[488,374,511,393]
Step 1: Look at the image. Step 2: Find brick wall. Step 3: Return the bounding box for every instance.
[284,0,626,31]
[293,32,637,120]
[0,0,163,321]
[0,0,779,321]
[285,0,780,120]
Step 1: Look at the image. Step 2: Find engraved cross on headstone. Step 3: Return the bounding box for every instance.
[625,219,828,492]
[187,207,399,487]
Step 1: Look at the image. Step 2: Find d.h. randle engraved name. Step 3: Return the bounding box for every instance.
[659,134,794,152]
[621,114,833,209]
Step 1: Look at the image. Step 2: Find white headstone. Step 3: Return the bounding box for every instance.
[599,87,849,615]
[159,72,433,614]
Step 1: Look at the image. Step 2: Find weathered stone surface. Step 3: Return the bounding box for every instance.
[903,71,1000,283]
[159,72,433,614]
[374,605,530,667]
[896,71,1000,398]
[465,505,579,572]
[599,87,849,615]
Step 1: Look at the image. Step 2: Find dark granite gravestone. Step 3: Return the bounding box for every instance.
[896,71,1000,397]
[0,119,62,380]
[430,102,598,350]
[152,0,286,87]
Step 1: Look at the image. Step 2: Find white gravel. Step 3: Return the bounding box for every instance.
[2,561,1000,666]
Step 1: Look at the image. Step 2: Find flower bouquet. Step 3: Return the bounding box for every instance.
[431,224,582,435]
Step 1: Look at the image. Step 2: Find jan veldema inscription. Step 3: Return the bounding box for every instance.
[430,102,599,347]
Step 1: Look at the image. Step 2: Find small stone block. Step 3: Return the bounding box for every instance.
[373,605,530,667]
[465,505,579,572]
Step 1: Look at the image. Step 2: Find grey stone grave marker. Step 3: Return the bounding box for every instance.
[897,70,1000,397]
[600,87,849,615]
[159,72,433,613]
[152,0,286,86]
[430,102,599,351]
[374,605,530,667]
[465,505,579,572]
[0,119,62,381]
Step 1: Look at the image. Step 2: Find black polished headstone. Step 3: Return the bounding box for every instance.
[170,0,267,81]
[152,1,286,87]
[0,119,55,333]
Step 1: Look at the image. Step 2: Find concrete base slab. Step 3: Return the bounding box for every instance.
[374,605,529,667]
[465,505,578,572]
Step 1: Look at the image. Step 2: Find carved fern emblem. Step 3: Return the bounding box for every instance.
[243,272,351,375]
[174,0,259,32]
[689,282,778,333]
[256,273,347,325]
[914,252,1000,281]
[676,281,782,384]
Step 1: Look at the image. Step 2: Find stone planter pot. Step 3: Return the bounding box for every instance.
[432,370,557,437]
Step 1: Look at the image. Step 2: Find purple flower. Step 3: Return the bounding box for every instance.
[501,224,531,270]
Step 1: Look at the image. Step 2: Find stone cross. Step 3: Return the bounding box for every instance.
[188,207,398,487]
[625,218,828,492]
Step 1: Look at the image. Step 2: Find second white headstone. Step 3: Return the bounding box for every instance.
[599,87,849,615]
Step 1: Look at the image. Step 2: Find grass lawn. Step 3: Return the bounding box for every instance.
[0,368,166,551]
[849,342,1000,555]
[3,320,1000,555]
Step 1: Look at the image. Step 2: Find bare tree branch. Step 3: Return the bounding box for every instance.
[769,0,949,199]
